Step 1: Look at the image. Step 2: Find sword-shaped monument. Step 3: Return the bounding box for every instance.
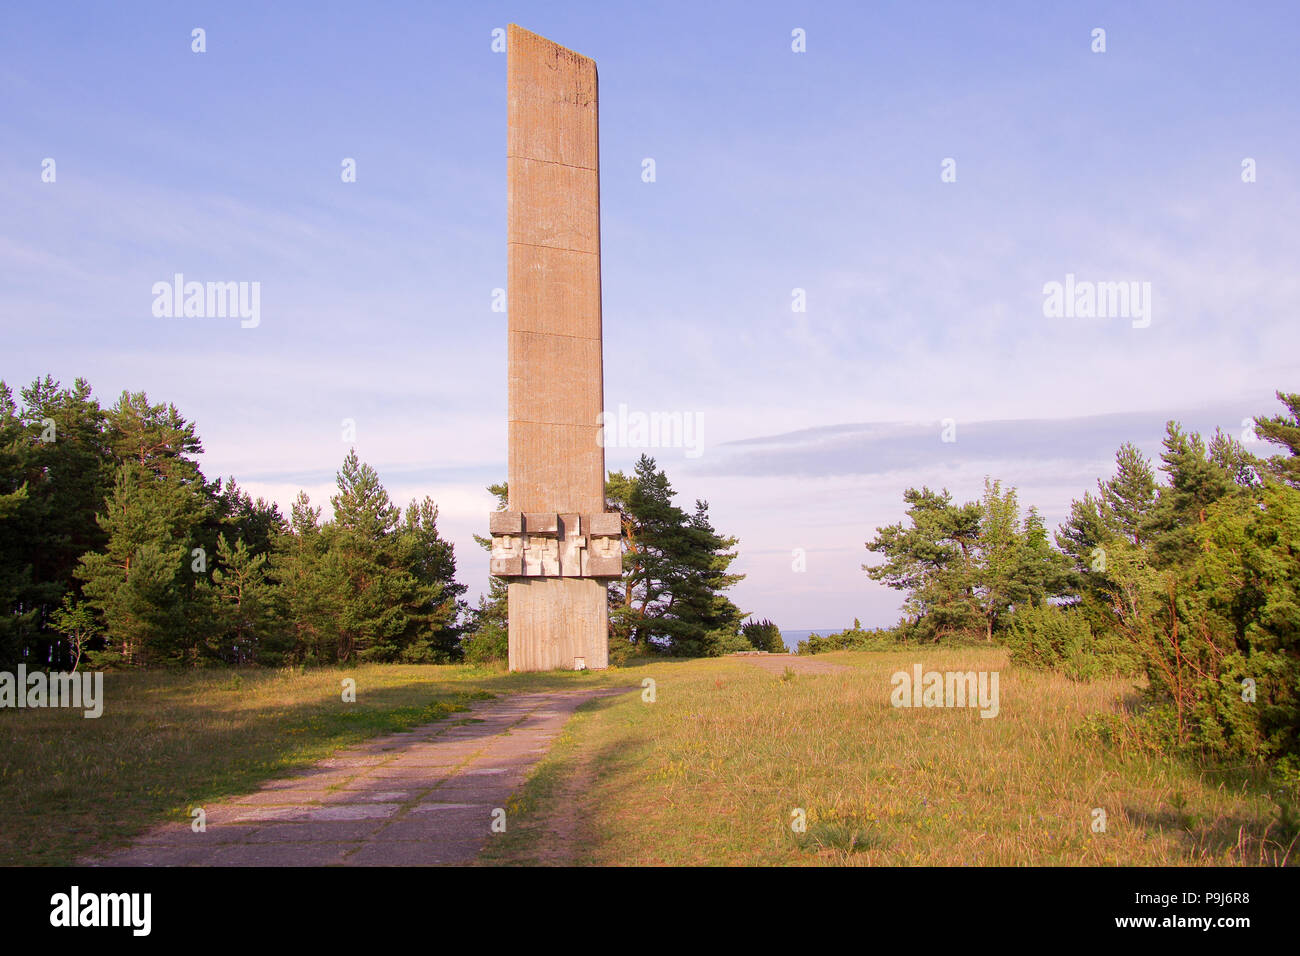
[489,24,620,671]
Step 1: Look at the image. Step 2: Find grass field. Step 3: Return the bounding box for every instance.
[0,662,630,866]
[478,649,1296,866]
[3,650,1292,866]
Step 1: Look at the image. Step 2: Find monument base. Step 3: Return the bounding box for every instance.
[507,578,608,672]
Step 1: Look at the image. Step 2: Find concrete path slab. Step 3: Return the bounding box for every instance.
[86,686,631,867]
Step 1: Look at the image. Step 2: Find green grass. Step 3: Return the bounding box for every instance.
[479,649,1297,866]
[0,661,632,865]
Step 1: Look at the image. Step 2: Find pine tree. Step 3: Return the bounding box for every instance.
[76,463,197,665]
[1018,505,1073,605]
[1058,443,1156,586]
[0,382,35,666]
[607,456,746,656]
[332,449,400,539]
[607,457,683,648]
[464,482,509,663]
[0,377,112,667]
[865,486,983,641]
[20,378,111,615]
[210,533,282,664]
[869,482,1073,642]
[661,498,746,655]
[1253,391,1300,488]
[207,477,285,562]
[273,491,339,663]
[1055,490,1110,575]
[1056,444,1162,637]
[392,496,466,662]
[1099,442,1157,545]
[603,470,638,647]
[105,390,205,485]
[77,391,214,665]
[1142,422,1242,567]
[326,449,418,662]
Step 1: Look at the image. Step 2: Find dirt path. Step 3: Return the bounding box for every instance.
[732,653,850,675]
[86,687,631,867]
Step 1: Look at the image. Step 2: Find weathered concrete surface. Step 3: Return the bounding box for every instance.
[733,653,850,676]
[505,23,609,672]
[86,688,630,867]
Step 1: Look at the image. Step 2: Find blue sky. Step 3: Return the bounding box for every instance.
[3,1,1298,631]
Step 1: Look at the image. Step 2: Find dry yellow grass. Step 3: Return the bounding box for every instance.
[481,649,1294,866]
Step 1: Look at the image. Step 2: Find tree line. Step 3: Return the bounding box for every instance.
[0,375,763,671]
[806,391,1300,766]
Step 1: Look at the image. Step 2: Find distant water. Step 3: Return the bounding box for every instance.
[779,629,840,653]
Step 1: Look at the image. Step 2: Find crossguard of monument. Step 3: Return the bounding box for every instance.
[489,511,622,578]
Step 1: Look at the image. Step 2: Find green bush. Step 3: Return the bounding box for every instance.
[459,622,508,664]
[1003,602,1139,681]
[796,619,897,655]
[711,630,755,655]
[1270,755,1300,839]
[741,618,785,653]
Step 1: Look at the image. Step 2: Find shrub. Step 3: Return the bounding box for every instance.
[741,618,785,653]
[711,630,755,655]
[1270,755,1300,840]
[459,622,508,664]
[796,619,897,655]
[1003,602,1140,681]
[1091,484,1300,761]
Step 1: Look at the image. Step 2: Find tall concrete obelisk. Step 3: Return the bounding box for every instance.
[489,24,620,672]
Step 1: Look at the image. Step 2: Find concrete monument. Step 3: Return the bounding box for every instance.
[489,24,620,672]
